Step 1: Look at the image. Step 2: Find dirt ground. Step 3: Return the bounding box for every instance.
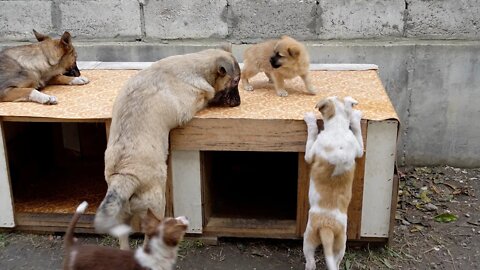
[0,166,479,270]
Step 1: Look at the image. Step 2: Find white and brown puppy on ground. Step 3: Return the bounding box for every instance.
[94,48,241,249]
[64,202,188,270]
[241,35,317,97]
[302,96,364,270]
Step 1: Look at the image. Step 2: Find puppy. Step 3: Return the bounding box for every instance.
[302,96,364,270]
[0,30,89,105]
[63,202,188,270]
[241,35,316,97]
[94,48,241,249]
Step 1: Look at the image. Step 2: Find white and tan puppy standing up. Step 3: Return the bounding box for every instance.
[302,96,364,270]
[95,48,241,250]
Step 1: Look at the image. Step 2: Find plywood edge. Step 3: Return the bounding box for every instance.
[0,122,15,228]
[361,120,398,238]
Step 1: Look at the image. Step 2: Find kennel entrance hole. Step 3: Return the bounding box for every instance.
[202,151,299,236]
[5,122,107,222]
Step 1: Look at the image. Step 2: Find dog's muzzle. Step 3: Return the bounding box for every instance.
[208,77,241,107]
[64,63,81,77]
[270,56,281,69]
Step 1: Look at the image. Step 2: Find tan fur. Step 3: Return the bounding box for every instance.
[0,30,87,104]
[316,99,336,120]
[95,48,241,250]
[241,35,317,97]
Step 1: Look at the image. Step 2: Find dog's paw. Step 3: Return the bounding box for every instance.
[276,89,289,97]
[304,112,317,125]
[70,76,90,85]
[29,89,57,105]
[305,262,316,270]
[306,87,318,95]
[45,95,58,105]
[243,84,254,91]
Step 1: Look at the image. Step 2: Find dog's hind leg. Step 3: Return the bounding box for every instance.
[240,66,259,91]
[303,112,319,164]
[1,88,57,104]
[333,230,346,270]
[303,223,320,270]
[300,73,318,95]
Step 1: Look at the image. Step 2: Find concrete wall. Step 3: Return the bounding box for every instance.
[0,0,479,167]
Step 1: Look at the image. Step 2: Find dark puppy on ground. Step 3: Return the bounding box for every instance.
[63,202,188,270]
[0,30,89,105]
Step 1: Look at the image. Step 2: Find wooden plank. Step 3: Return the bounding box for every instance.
[204,217,297,239]
[105,119,111,141]
[296,153,309,237]
[170,118,307,152]
[171,150,203,234]
[200,152,213,226]
[15,212,94,229]
[0,121,15,228]
[346,120,368,239]
[1,116,109,123]
[387,171,400,246]
[361,120,398,238]
[165,155,174,217]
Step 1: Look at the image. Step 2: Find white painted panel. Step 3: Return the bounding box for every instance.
[171,150,202,234]
[0,123,15,227]
[361,120,398,238]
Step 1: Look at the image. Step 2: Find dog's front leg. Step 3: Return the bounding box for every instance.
[304,112,319,164]
[350,109,364,158]
[48,74,89,85]
[271,73,288,97]
[300,73,317,95]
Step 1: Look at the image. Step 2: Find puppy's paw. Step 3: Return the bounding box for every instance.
[243,84,254,91]
[276,89,288,97]
[70,76,90,85]
[304,112,317,125]
[29,89,58,105]
[307,87,318,95]
[305,262,316,270]
[46,95,58,105]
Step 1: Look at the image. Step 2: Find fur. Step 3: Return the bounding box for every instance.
[94,48,241,249]
[241,35,316,97]
[64,203,188,270]
[302,96,364,270]
[0,30,88,104]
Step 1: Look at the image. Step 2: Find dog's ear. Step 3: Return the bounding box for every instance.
[163,222,188,247]
[33,29,50,42]
[142,209,161,236]
[287,47,300,58]
[218,43,232,53]
[315,98,336,120]
[216,56,239,78]
[60,31,72,48]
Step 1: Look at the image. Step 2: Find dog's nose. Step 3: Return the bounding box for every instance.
[231,76,240,86]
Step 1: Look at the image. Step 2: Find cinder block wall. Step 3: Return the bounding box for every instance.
[1,0,479,167]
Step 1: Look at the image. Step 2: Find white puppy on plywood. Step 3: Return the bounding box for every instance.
[302,96,364,270]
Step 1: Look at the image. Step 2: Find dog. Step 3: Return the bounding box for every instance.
[0,30,89,105]
[302,96,364,270]
[63,202,188,270]
[241,35,317,97]
[94,47,241,249]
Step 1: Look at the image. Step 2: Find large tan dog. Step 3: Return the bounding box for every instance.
[241,35,317,97]
[0,30,89,105]
[95,48,241,249]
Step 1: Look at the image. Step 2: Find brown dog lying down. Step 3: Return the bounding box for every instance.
[95,47,241,249]
[0,30,89,105]
[63,202,188,270]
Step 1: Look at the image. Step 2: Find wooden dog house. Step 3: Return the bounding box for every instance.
[0,63,399,243]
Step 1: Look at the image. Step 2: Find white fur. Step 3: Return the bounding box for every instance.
[109,224,131,238]
[76,201,88,213]
[28,89,57,105]
[303,96,364,270]
[69,76,90,85]
[69,250,77,270]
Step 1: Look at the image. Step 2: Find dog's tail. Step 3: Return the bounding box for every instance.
[320,227,337,270]
[64,201,88,250]
[94,174,138,234]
